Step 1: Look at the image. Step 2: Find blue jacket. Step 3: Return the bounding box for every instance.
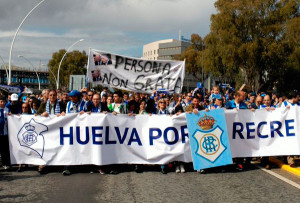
[225,100,248,109]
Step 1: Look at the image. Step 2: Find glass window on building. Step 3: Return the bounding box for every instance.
[154,50,156,54]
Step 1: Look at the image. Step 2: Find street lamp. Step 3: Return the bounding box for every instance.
[57,38,84,89]
[40,63,56,88]
[18,55,41,90]
[8,0,46,85]
[48,67,58,88]
[0,56,9,79]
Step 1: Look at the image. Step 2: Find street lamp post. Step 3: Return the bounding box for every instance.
[48,67,58,88]
[40,63,57,88]
[18,55,41,90]
[8,0,46,85]
[57,38,84,89]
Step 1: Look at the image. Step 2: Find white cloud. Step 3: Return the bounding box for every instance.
[0,0,216,67]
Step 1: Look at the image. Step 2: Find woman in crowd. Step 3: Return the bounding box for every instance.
[128,100,139,115]
[155,99,170,174]
[29,97,40,114]
[106,95,113,108]
[17,102,31,172]
[138,100,148,115]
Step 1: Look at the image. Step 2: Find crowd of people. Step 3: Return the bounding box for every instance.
[0,83,299,175]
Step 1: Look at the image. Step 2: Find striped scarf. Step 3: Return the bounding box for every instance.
[67,100,86,113]
[158,109,168,114]
[46,99,61,115]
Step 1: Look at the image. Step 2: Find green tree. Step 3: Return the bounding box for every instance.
[204,0,299,92]
[176,34,204,81]
[48,50,88,89]
[276,16,300,92]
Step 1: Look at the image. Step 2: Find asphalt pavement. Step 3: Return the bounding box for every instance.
[0,164,300,203]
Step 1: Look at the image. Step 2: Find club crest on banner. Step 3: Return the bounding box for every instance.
[17,119,48,158]
[192,114,226,163]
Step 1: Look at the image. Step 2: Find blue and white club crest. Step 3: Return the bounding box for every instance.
[17,119,48,158]
[192,114,226,163]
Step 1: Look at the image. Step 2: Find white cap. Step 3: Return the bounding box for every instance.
[11,93,18,101]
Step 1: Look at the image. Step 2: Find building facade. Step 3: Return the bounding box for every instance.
[0,64,49,91]
[142,39,191,60]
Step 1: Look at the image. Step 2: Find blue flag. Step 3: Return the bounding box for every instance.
[186,109,232,170]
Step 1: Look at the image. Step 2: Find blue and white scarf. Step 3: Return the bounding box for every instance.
[46,99,61,115]
[31,108,37,114]
[67,100,86,113]
[282,100,296,108]
[158,109,169,115]
[259,104,275,109]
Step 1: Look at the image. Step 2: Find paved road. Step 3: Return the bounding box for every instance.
[0,165,300,203]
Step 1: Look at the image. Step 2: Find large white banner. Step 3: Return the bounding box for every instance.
[225,107,300,157]
[8,107,300,165]
[8,114,191,165]
[87,49,185,94]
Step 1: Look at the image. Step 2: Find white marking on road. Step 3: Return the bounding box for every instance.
[256,165,300,190]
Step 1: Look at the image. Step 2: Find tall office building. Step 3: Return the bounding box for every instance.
[142,38,208,92]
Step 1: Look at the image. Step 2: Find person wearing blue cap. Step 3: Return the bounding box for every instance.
[193,82,205,102]
[63,90,86,176]
[66,90,87,114]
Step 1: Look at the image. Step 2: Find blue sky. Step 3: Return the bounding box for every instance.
[0,0,217,70]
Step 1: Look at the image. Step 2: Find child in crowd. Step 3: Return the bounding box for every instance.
[209,86,222,102]
[207,95,224,110]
